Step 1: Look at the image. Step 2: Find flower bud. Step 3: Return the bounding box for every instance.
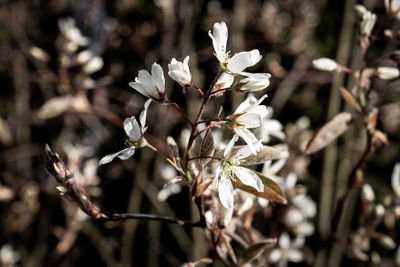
[360,11,376,36]
[312,58,339,72]
[375,67,399,80]
[168,56,192,86]
[237,73,271,92]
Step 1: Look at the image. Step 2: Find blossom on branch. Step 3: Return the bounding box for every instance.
[168,56,192,86]
[212,135,264,209]
[229,94,269,154]
[129,63,166,101]
[99,99,151,165]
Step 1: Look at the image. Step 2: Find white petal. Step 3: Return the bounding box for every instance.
[151,63,165,93]
[232,166,264,192]
[124,116,141,141]
[234,95,257,114]
[279,233,290,249]
[236,113,262,128]
[233,145,254,160]
[227,49,262,73]
[118,147,135,159]
[224,134,239,158]
[139,99,152,130]
[99,147,135,165]
[183,56,190,74]
[268,249,283,263]
[212,166,222,190]
[288,248,304,262]
[218,173,234,209]
[129,81,157,99]
[213,72,234,90]
[208,22,228,63]
[234,127,262,154]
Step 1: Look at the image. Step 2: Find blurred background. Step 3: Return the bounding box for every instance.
[0,0,399,266]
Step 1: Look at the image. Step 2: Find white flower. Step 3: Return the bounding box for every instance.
[376,67,400,80]
[292,194,317,218]
[269,233,305,267]
[208,22,262,74]
[99,99,151,165]
[237,72,271,92]
[256,107,285,143]
[312,58,339,72]
[129,63,166,101]
[391,162,400,198]
[360,11,376,36]
[230,94,269,154]
[212,135,264,209]
[168,56,192,85]
[58,18,90,47]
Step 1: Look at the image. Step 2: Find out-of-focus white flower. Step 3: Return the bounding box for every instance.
[256,106,285,143]
[283,208,304,228]
[83,56,104,75]
[99,99,151,165]
[354,4,368,17]
[208,22,263,74]
[168,56,192,86]
[237,72,271,92]
[129,63,166,101]
[385,0,400,18]
[29,46,50,62]
[76,50,94,64]
[375,204,385,217]
[292,194,317,218]
[0,244,20,266]
[230,94,269,154]
[58,18,90,47]
[212,135,264,209]
[361,183,375,202]
[293,221,315,236]
[360,11,377,36]
[269,233,305,266]
[312,58,339,72]
[157,164,181,201]
[391,162,400,198]
[376,67,400,80]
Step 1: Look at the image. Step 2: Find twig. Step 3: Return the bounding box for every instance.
[44,145,205,228]
[165,101,193,126]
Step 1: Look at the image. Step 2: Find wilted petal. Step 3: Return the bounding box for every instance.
[99,147,135,165]
[227,49,262,73]
[124,116,141,141]
[218,173,234,209]
[208,22,228,63]
[232,166,264,192]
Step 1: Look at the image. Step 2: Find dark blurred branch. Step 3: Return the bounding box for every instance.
[44,144,206,228]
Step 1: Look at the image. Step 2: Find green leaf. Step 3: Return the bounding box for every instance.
[232,171,287,204]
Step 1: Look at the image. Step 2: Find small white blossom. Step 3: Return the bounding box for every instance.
[129,63,166,101]
[99,99,151,165]
[83,56,103,75]
[212,135,264,209]
[360,11,376,36]
[168,56,192,85]
[312,58,339,72]
[58,18,90,47]
[376,67,400,80]
[269,233,305,267]
[237,72,271,92]
[292,194,317,218]
[230,94,269,154]
[208,22,262,74]
[361,183,375,202]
